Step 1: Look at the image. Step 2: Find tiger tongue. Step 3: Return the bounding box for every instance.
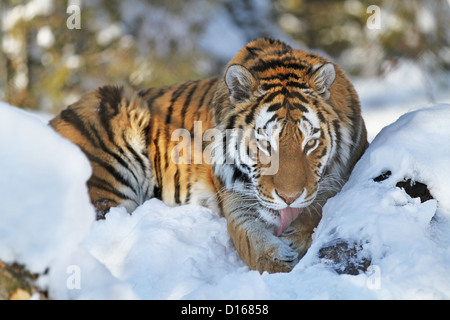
[276,207,302,237]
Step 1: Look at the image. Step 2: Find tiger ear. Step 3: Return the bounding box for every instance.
[311,63,336,100]
[225,64,257,104]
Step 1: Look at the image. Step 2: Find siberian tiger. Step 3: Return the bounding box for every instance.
[50,38,368,273]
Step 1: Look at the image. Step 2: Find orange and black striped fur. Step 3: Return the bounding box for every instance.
[50,38,368,273]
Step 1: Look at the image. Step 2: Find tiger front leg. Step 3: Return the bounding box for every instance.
[279,210,322,261]
[226,214,299,274]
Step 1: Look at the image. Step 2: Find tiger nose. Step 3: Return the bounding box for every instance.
[275,190,302,205]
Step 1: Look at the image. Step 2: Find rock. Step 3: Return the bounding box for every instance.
[318,240,371,275]
[0,260,46,300]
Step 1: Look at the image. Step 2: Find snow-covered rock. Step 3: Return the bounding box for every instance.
[300,104,450,299]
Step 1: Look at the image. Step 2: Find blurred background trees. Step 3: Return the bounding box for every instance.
[1,0,449,113]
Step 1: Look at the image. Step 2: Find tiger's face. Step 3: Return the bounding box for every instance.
[212,49,340,235]
[253,103,327,209]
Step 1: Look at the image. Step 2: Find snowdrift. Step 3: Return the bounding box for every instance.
[0,101,449,299]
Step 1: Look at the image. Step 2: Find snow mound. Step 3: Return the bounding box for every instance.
[0,103,93,272]
[84,200,245,299]
[0,101,449,299]
[0,102,137,299]
[300,104,450,299]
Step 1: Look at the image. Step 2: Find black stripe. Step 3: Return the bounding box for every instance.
[60,108,98,148]
[332,119,342,144]
[242,45,262,63]
[260,82,283,91]
[184,159,192,204]
[203,93,215,113]
[262,90,282,104]
[88,175,135,201]
[260,79,309,91]
[98,86,123,142]
[196,78,217,114]
[264,114,279,128]
[98,86,122,115]
[143,124,151,149]
[226,114,238,130]
[316,108,326,123]
[245,109,255,124]
[165,82,192,170]
[245,231,253,265]
[98,109,115,144]
[243,94,266,126]
[291,102,309,113]
[174,169,181,204]
[285,80,308,89]
[87,124,103,147]
[331,119,341,159]
[290,91,309,104]
[165,82,192,125]
[267,103,282,113]
[146,87,167,110]
[89,124,141,188]
[317,146,328,159]
[231,167,252,185]
[89,175,116,192]
[138,88,151,97]
[327,122,334,156]
[259,72,300,81]
[301,116,312,127]
[223,133,231,164]
[181,81,200,127]
[60,99,142,204]
[152,130,162,188]
[347,113,359,147]
[185,182,192,204]
[121,131,147,174]
[151,129,163,203]
[250,59,308,74]
[82,147,138,196]
[152,185,162,200]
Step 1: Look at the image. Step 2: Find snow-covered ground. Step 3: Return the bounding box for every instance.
[0,66,450,299]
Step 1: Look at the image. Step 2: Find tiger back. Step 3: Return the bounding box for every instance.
[51,80,221,217]
[50,38,368,273]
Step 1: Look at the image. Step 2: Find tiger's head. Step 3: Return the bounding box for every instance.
[211,38,365,235]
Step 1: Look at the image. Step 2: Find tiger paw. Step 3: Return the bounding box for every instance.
[255,240,299,273]
[279,229,312,261]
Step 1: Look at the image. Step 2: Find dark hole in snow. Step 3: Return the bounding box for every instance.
[373,171,434,203]
[373,170,392,182]
[396,179,434,203]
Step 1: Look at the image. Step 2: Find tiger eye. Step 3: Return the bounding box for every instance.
[306,139,317,147]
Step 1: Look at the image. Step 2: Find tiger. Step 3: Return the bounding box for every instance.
[50,38,368,273]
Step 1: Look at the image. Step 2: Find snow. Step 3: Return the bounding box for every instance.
[299,104,450,299]
[0,104,93,273]
[354,60,450,141]
[1,86,450,299]
[0,103,137,299]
